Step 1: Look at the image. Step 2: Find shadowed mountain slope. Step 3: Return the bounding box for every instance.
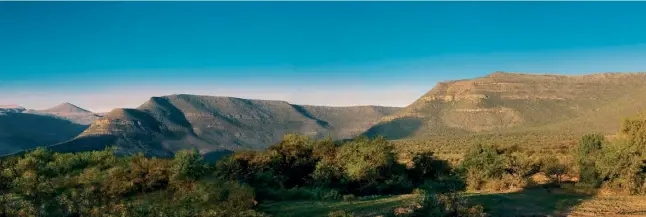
[364,72,646,139]
[52,94,400,156]
[0,112,87,155]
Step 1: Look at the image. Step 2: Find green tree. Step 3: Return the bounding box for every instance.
[171,149,208,181]
[337,136,395,192]
[541,156,568,183]
[575,134,605,186]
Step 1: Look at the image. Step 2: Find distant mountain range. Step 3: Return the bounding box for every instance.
[50,95,400,157]
[0,103,101,155]
[4,72,646,157]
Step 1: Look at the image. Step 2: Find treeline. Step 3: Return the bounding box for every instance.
[215,135,457,198]
[0,148,263,217]
[214,134,485,216]
[0,135,484,217]
[458,113,646,194]
[573,115,646,194]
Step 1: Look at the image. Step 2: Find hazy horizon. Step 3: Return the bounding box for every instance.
[2,2,646,112]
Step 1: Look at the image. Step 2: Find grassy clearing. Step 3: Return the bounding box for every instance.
[259,189,646,217]
[466,188,592,217]
[259,194,420,217]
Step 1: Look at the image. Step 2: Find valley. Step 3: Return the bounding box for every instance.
[4,72,646,217]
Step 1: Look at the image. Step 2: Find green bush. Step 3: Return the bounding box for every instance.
[328,210,355,217]
[342,194,358,202]
[0,148,264,217]
[459,144,541,191]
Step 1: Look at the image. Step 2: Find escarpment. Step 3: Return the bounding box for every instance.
[365,72,646,139]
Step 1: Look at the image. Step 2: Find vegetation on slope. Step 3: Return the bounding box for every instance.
[0,113,88,156]
[57,94,400,157]
[366,72,646,139]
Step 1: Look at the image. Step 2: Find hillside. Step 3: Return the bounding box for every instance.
[365,72,646,139]
[52,94,400,156]
[26,103,102,125]
[0,112,87,155]
[0,103,102,155]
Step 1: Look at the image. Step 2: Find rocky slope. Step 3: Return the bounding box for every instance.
[365,72,646,139]
[52,94,400,156]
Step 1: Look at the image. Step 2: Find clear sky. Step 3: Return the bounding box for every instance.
[1,2,646,112]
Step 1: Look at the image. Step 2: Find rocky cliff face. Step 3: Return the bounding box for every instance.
[366,72,646,139]
[54,94,400,156]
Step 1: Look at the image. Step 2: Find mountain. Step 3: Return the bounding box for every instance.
[0,103,103,155]
[365,72,646,139]
[0,112,87,155]
[0,105,26,114]
[26,103,102,125]
[52,94,400,156]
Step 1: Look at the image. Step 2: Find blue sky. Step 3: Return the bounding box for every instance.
[1,2,646,112]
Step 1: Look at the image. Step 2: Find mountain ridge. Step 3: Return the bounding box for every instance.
[365,71,646,139]
[52,94,401,156]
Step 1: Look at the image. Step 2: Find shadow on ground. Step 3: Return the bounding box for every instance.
[362,117,423,140]
[467,184,595,217]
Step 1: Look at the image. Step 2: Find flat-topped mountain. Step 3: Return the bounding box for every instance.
[365,72,646,139]
[52,94,400,156]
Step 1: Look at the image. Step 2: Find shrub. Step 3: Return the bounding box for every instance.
[342,194,358,202]
[409,192,487,217]
[459,143,541,191]
[541,156,569,184]
[408,151,451,185]
[575,134,604,186]
[328,210,354,217]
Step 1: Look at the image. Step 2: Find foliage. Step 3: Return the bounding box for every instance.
[540,156,569,183]
[389,191,487,217]
[458,144,542,191]
[575,134,604,186]
[569,114,646,194]
[0,147,260,217]
[216,134,455,198]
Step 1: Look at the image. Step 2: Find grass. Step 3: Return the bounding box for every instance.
[259,194,420,217]
[260,188,646,217]
[569,194,646,217]
[466,188,593,217]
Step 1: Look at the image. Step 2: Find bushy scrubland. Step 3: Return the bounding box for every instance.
[1,135,482,217]
[3,112,646,216]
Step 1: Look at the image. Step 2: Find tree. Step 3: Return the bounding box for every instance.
[541,157,568,184]
[575,134,605,186]
[408,151,451,185]
[171,150,208,181]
